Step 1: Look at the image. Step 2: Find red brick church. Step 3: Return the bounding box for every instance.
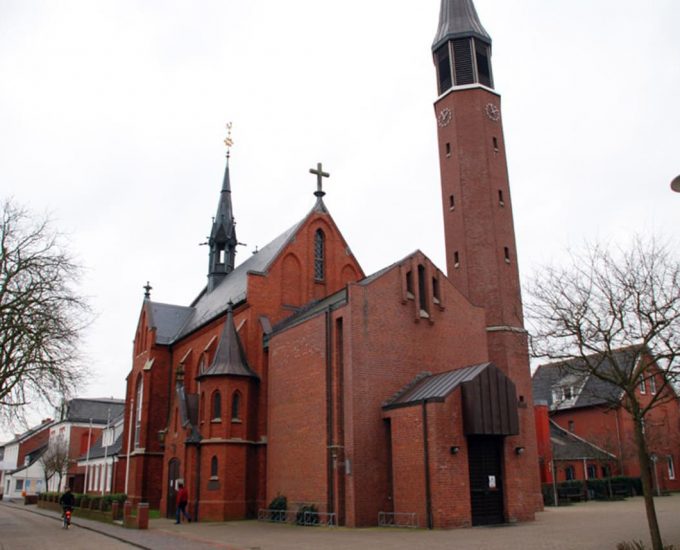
[116,0,542,528]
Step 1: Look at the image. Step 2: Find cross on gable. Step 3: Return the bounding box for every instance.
[309,162,330,198]
[143,281,152,300]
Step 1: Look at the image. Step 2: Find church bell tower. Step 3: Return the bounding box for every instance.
[433,0,524,364]
[433,0,542,519]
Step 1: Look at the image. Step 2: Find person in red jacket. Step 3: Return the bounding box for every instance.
[175,482,191,524]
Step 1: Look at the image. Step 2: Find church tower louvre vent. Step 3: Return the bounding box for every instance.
[453,39,474,85]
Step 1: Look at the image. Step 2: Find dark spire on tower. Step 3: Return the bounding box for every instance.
[198,301,257,378]
[432,0,494,94]
[207,124,238,293]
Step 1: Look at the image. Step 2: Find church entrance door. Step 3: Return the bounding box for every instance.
[467,435,504,526]
[167,458,180,519]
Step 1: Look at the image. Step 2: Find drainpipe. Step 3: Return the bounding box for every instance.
[325,307,335,517]
[194,442,202,521]
[422,400,433,529]
[124,399,134,496]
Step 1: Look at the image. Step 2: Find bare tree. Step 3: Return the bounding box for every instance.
[0,199,90,426]
[40,436,71,491]
[527,237,680,550]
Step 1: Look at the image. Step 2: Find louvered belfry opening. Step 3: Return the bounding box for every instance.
[434,37,494,94]
[453,38,474,86]
[435,44,453,95]
[474,38,493,87]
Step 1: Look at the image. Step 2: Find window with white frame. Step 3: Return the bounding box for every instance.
[669,456,676,480]
[640,378,647,394]
[649,375,657,395]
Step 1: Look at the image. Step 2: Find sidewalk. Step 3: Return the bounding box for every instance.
[3,494,680,550]
[0,499,238,550]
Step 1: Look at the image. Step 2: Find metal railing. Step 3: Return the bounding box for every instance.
[378,511,418,528]
[257,508,337,527]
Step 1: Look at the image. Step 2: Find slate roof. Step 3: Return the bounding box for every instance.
[7,445,47,475]
[198,303,258,379]
[550,421,615,461]
[77,431,123,461]
[383,362,492,409]
[64,398,125,424]
[147,302,194,345]
[146,205,319,345]
[270,288,348,338]
[532,348,639,410]
[433,0,491,51]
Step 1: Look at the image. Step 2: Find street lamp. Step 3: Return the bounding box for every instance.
[671,175,680,193]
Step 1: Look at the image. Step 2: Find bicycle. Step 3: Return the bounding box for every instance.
[62,506,72,529]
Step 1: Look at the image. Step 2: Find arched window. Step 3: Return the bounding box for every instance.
[134,375,143,448]
[212,391,222,421]
[231,391,241,421]
[210,456,218,478]
[314,229,325,281]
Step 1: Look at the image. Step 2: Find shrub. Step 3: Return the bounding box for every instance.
[617,541,676,550]
[296,504,319,526]
[268,494,287,522]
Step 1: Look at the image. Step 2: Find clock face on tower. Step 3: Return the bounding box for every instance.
[485,103,501,122]
[438,107,452,127]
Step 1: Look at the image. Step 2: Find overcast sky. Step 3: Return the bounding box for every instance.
[1,0,679,441]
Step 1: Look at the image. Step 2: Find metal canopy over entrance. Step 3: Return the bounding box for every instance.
[462,364,519,435]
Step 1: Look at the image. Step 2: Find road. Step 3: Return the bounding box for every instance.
[0,504,134,550]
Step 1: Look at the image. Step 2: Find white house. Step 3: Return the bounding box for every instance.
[76,413,124,494]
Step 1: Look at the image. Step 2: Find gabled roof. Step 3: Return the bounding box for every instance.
[532,348,639,410]
[178,219,303,338]
[7,445,47,474]
[2,419,54,446]
[432,0,491,51]
[63,398,125,424]
[550,421,616,461]
[147,301,194,345]
[141,197,352,344]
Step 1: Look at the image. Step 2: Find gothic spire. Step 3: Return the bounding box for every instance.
[432,0,494,93]
[199,302,257,378]
[207,154,238,293]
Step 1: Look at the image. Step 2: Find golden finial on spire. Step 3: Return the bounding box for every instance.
[224,122,234,158]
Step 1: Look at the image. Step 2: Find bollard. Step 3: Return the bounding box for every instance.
[137,502,149,530]
[123,500,133,527]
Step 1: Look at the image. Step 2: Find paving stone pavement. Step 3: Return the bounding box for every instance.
[3,495,679,549]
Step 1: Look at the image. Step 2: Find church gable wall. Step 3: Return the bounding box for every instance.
[343,254,488,525]
[116,332,172,506]
[247,212,362,328]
